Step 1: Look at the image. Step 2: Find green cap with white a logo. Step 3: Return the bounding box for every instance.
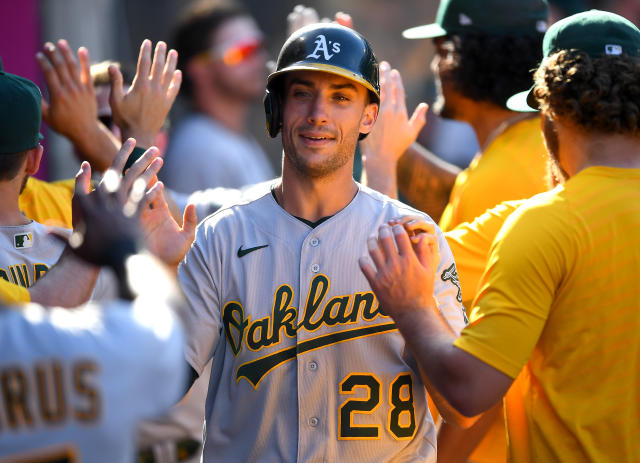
[402,0,549,39]
[507,9,640,111]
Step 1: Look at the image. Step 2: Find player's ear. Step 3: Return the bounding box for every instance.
[358,101,378,136]
[25,144,43,175]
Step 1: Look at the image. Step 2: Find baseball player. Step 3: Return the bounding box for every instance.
[361,10,640,462]
[0,156,187,463]
[178,23,467,462]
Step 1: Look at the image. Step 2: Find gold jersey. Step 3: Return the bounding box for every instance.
[456,166,640,462]
[439,117,548,232]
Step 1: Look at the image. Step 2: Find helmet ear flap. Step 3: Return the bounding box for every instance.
[264,88,281,138]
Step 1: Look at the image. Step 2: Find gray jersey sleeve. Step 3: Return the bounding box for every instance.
[433,224,467,335]
[178,224,222,375]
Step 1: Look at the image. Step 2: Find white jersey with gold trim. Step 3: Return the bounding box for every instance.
[179,183,466,463]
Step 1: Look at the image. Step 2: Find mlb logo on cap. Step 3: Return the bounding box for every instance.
[605,44,623,55]
[14,233,33,249]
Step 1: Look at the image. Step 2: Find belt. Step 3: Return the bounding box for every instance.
[137,438,201,463]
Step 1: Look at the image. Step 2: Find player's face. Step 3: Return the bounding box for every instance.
[280,71,377,178]
[207,16,267,100]
[431,37,462,120]
[542,114,569,184]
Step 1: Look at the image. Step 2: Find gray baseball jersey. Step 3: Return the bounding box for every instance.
[179,183,466,463]
[0,297,186,462]
[0,220,116,300]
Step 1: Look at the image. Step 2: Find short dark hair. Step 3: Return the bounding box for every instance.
[534,50,640,134]
[172,0,249,98]
[447,32,544,107]
[0,151,28,181]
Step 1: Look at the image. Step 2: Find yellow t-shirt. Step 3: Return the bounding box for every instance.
[455,166,640,462]
[439,117,548,232]
[440,115,547,463]
[0,278,30,303]
[19,177,74,229]
[445,200,523,308]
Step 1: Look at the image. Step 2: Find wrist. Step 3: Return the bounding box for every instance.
[121,128,155,149]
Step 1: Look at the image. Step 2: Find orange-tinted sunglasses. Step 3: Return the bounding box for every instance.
[203,38,263,66]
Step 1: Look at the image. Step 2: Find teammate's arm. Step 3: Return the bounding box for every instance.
[359,61,428,199]
[396,144,459,221]
[359,224,513,418]
[37,39,121,172]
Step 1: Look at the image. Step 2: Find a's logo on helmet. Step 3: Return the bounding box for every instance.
[306,34,341,61]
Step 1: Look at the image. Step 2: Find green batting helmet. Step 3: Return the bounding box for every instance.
[264,23,380,138]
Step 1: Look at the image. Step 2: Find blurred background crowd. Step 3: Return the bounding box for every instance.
[3,0,639,185]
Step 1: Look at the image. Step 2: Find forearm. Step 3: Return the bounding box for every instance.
[437,403,502,462]
[29,247,100,307]
[361,158,398,198]
[392,305,505,419]
[72,122,121,173]
[397,143,460,220]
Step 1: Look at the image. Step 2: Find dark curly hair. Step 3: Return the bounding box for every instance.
[448,32,544,107]
[533,50,640,133]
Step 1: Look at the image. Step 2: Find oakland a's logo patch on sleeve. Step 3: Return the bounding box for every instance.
[441,263,462,303]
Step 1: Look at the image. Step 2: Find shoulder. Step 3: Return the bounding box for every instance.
[357,183,435,223]
[195,183,276,238]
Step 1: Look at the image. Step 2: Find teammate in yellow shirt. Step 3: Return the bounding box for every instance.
[361,10,640,462]
[437,117,546,232]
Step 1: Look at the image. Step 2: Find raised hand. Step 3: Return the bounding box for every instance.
[286,5,353,36]
[139,181,197,268]
[360,61,429,198]
[36,39,120,170]
[109,40,182,149]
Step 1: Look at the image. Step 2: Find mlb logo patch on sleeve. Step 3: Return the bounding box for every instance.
[14,233,33,249]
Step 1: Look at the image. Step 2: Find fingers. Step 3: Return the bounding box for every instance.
[378,61,391,106]
[141,180,164,211]
[334,11,353,28]
[108,64,124,107]
[42,41,75,92]
[392,224,413,256]
[358,255,378,288]
[162,48,178,89]
[390,68,405,113]
[167,69,182,103]
[74,161,92,196]
[150,41,167,83]
[414,233,440,273]
[56,39,82,88]
[111,138,136,173]
[77,46,94,95]
[36,49,62,97]
[135,39,152,87]
[120,147,160,195]
[182,203,198,237]
[367,233,386,271]
[389,216,436,237]
[409,103,429,137]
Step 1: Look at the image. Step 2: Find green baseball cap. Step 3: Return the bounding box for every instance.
[402,0,549,39]
[0,59,43,155]
[507,10,640,111]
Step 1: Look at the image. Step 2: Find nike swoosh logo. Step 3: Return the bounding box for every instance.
[237,244,269,258]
